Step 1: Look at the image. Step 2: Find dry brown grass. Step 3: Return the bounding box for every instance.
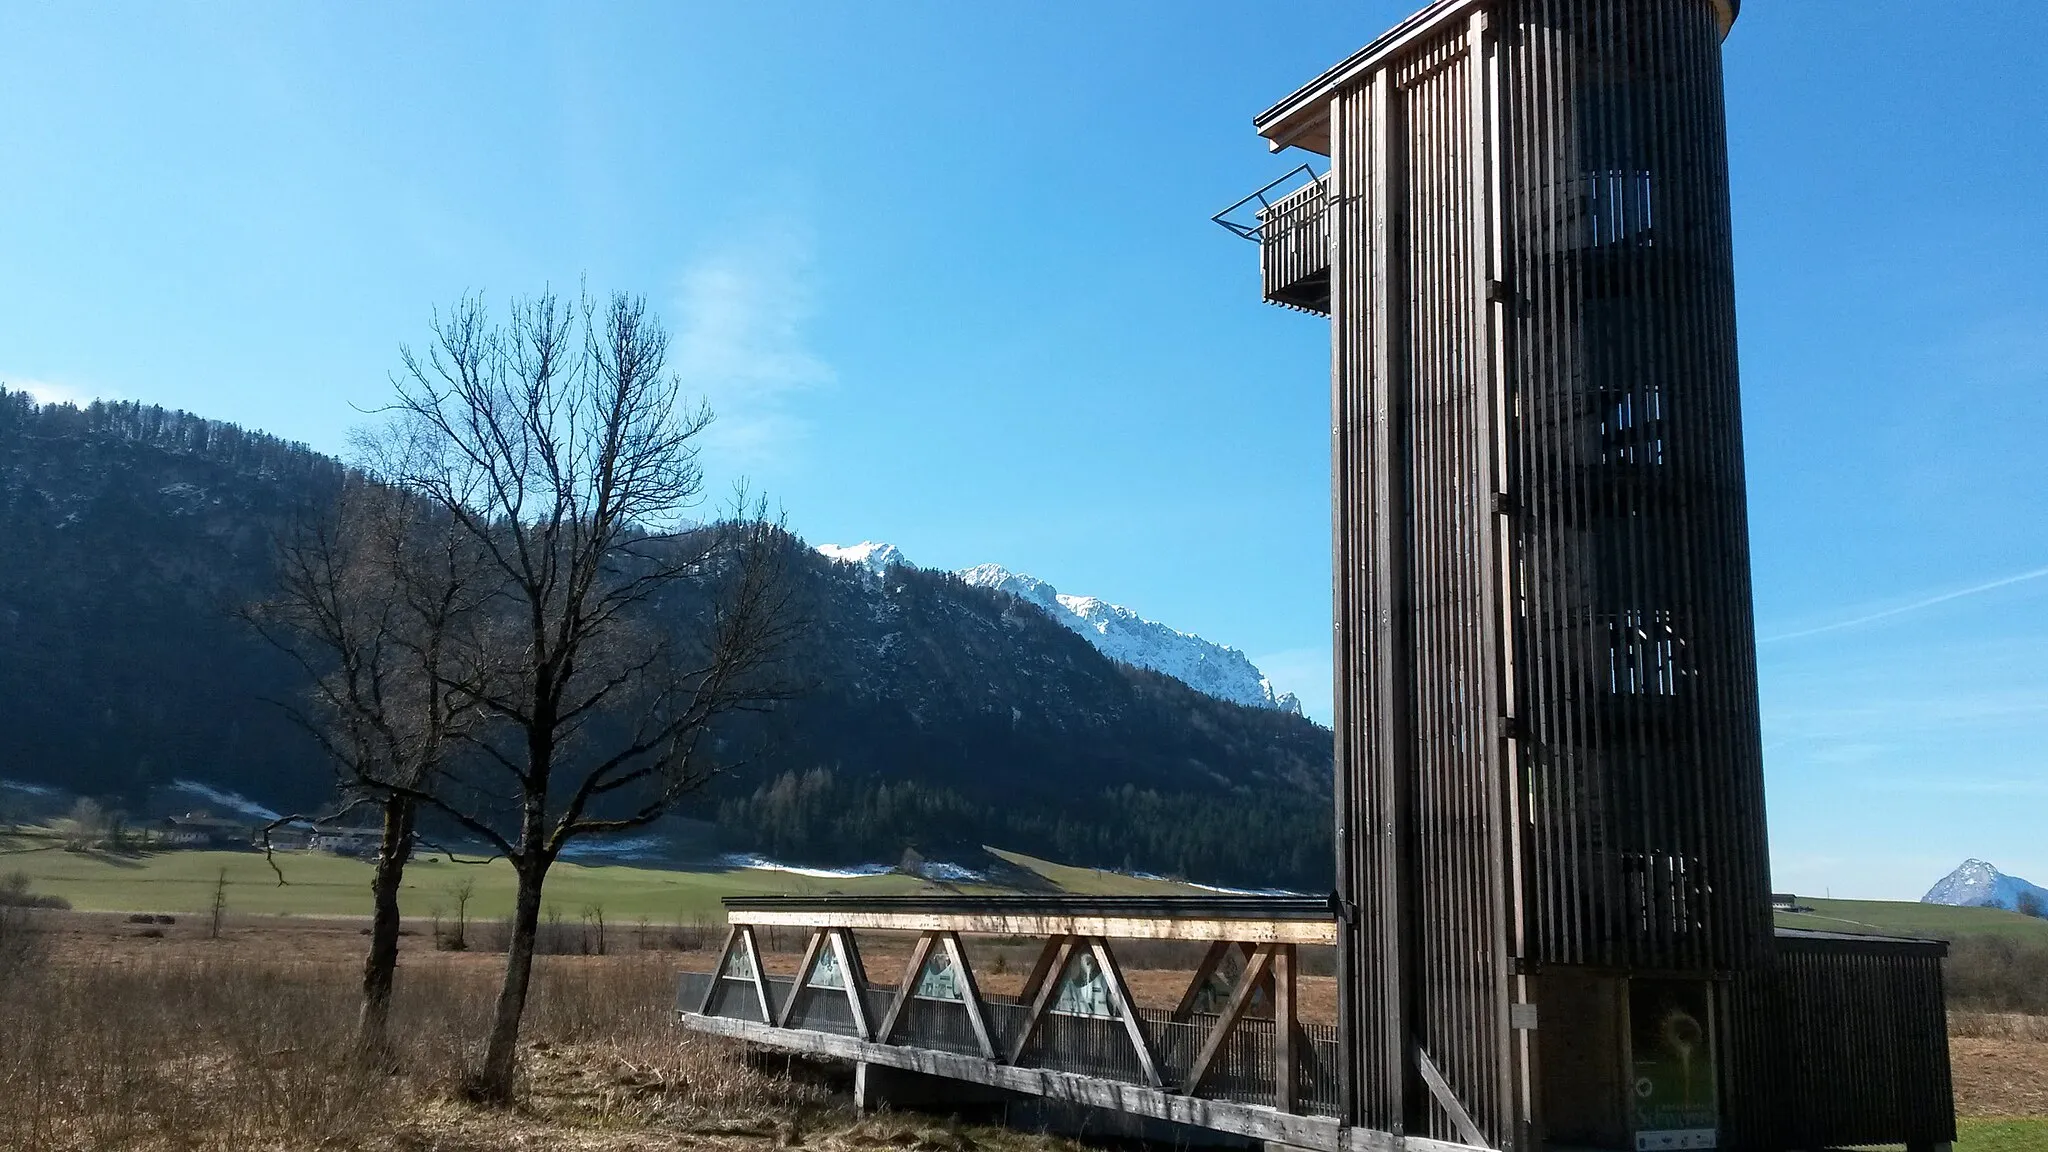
[7,909,2038,1148]
[0,911,1094,1152]
[1947,1013,2048,1119]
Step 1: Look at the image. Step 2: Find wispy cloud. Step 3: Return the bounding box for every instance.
[671,223,833,474]
[2,374,122,408]
[1861,776,2048,797]
[1762,563,2048,643]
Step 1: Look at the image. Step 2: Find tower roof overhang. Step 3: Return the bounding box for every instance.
[1252,0,1739,157]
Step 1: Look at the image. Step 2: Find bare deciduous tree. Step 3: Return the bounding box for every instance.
[248,479,489,1060]
[357,288,797,1102]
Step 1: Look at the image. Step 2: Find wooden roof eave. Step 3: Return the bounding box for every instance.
[1252,0,1741,157]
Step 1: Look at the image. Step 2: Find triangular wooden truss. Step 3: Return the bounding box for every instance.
[877,930,997,1058]
[717,927,1303,1107]
[702,925,777,1025]
[774,926,875,1040]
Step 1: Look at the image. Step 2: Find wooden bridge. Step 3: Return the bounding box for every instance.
[676,894,1481,1152]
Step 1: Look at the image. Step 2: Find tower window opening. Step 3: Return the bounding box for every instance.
[1586,168,1655,248]
[1606,609,1687,696]
[1598,387,1667,467]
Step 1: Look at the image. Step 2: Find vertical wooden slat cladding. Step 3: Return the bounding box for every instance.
[1313,0,1767,1145]
[1397,28,1512,1148]
[1501,0,1771,975]
[1720,932,1957,1151]
[1328,68,1404,1137]
[1328,20,1519,1147]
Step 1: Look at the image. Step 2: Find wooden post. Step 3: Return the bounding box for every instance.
[777,928,828,1028]
[1188,943,1276,1095]
[1275,943,1299,1112]
[701,925,739,1014]
[942,932,997,1060]
[1008,935,1077,1064]
[878,931,936,1043]
[829,928,874,1041]
[1090,937,1162,1088]
[739,925,775,1026]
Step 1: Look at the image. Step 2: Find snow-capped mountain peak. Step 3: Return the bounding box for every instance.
[956,562,1059,611]
[851,548,1304,716]
[1922,859,2048,913]
[817,541,909,579]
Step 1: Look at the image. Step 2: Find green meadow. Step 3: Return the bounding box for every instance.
[11,829,2045,945]
[1778,897,2048,944]
[1957,1117,2048,1152]
[0,836,1192,921]
[2,838,939,921]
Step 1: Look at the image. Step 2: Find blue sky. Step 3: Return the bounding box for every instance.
[2,3,2042,900]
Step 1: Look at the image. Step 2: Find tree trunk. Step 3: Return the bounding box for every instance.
[357,794,416,1063]
[476,856,546,1102]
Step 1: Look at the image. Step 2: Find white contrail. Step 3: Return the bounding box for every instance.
[1763,564,2048,643]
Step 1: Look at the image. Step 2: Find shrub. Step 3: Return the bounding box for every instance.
[0,904,48,979]
[0,872,70,910]
[1946,935,2048,1016]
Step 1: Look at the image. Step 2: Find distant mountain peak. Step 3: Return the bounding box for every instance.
[824,544,1303,716]
[817,541,909,579]
[1922,858,2048,912]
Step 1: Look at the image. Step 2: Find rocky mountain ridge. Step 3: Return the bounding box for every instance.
[819,541,1302,715]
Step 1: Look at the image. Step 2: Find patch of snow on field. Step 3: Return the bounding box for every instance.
[169,780,281,821]
[715,854,895,879]
[1131,871,1307,897]
[713,854,986,882]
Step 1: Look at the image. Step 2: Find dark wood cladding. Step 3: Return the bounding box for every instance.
[1720,932,1957,1151]
[1501,0,1771,978]
[1313,1,1767,1144]
[1328,16,1516,1145]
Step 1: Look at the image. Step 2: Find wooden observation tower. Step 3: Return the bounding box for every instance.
[681,3,1958,1150]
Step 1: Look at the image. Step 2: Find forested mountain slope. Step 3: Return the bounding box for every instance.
[0,390,1334,889]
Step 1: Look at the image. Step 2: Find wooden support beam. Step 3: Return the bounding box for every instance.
[1187,943,1275,1094]
[739,925,775,1026]
[1017,933,1069,1007]
[1172,940,1235,1022]
[727,909,1336,945]
[1275,943,1299,1113]
[828,928,873,1041]
[877,931,936,1044]
[1008,935,1078,1064]
[701,925,739,1014]
[777,928,827,1028]
[941,932,997,1060]
[1416,1046,1488,1150]
[1090,937,1162,1088]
